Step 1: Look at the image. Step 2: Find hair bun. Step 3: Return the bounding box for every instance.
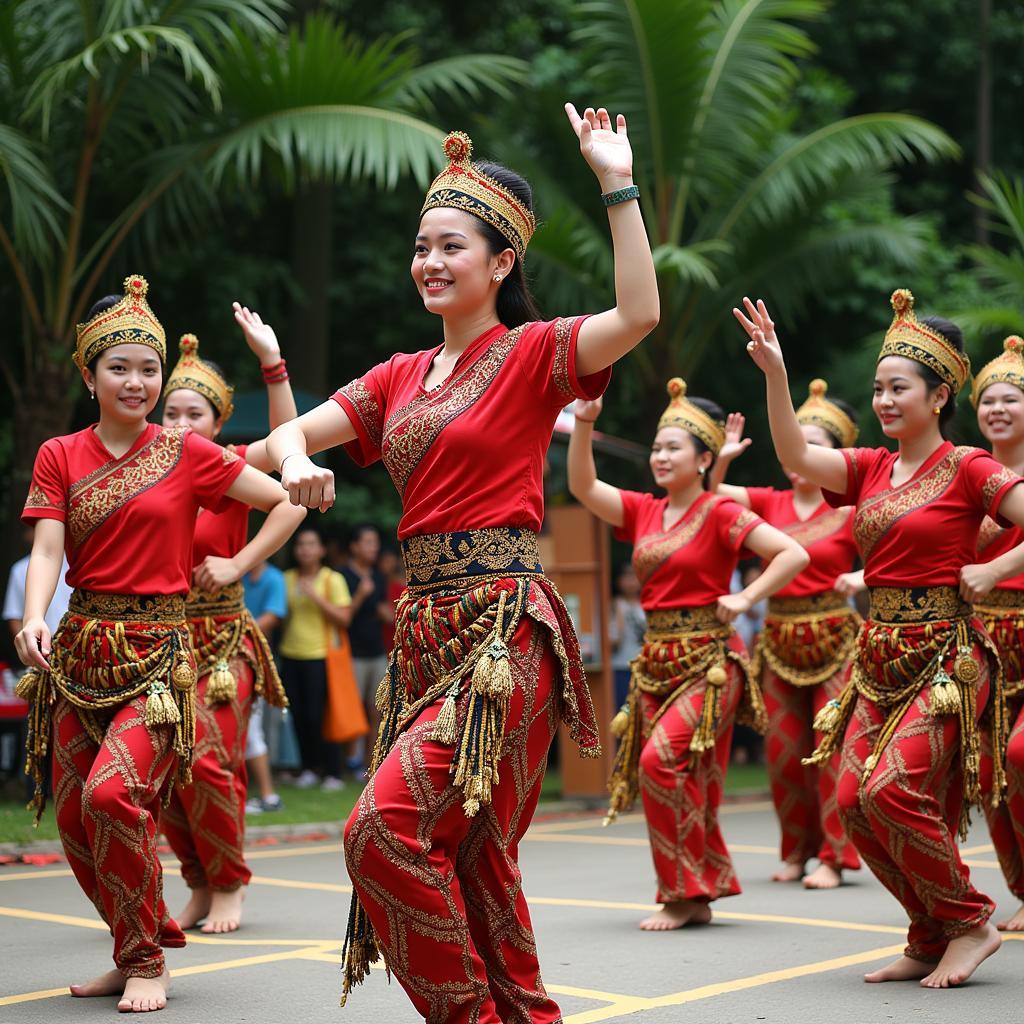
[179,333,199,356]
[442,131,473,166]
[667,377,687,399]
[890,288,914,316]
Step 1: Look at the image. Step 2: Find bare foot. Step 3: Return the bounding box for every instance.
[118,970,169,1013]
[803,863,842,890]
[771,861,805,882]
[638,900,713,931]
[70,967,124,998]
[920,923,1001,988]
[200,888,245,934]
[996,903,1024,931]
[864,956,932,983]
[176,887,211,930]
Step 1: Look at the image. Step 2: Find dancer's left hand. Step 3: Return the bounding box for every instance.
[959,563,998,603]
[564,104,634,190]
[233,301,281,366]
[716,592,752,624]
[194,555,242,593]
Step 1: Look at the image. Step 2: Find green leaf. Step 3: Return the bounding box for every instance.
[0,122,67,260]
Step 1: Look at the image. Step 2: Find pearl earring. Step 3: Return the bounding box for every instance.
[493,274,502,283]
[89,388,95,400]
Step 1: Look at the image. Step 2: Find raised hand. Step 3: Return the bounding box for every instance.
[719,412,752,463]
[233,301,281,365]
[564,104,633,190]
[733,297,785,378]
[574,396,603,423]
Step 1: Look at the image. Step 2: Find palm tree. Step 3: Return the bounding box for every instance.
[518,0,958,396]
[0,0,523,542]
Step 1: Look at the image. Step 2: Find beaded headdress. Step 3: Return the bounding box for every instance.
[658,378,726,455]
[877,288,971,395]
[74,274,165,370]
[796,379,858,448]
[164,334,234,422]
[421,131,535,262]
[971,336,1024,408]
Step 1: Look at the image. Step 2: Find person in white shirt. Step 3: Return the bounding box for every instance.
[4,525,72,644]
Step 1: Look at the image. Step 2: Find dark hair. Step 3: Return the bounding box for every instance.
[911,316,965,440]
[823,396,858,448]
[165,357,228,420]
[347,523,381,549]
[688,396,725,490]
[83,295,122,375]
[471,162,541,329]
[294,524,326,546]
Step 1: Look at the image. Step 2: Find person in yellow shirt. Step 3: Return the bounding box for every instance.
[280,526,352,791]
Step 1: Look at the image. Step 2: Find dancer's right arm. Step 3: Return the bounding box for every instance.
[567,397,624,527]
[707,412,752,507]
[265,401,356,512]
[15,519,64,670]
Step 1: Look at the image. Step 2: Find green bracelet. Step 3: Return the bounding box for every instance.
[601,185,640,207]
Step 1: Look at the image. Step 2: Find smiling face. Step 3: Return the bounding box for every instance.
[411,208,514,320]
[872,356,949,440]
[649,426,711,493]
[162,387,221,440]
[977,381,1024,446]
[83,344,162,425]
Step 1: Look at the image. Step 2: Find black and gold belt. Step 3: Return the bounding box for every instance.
[868,585,970,624]
[401,527,543,591]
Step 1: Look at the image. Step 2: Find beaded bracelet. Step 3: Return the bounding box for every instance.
[601,185,640,208]
[262,358,289,384]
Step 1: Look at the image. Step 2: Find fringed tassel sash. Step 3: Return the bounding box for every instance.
[976,588,1024,700]
[15,590,196,822]
[605,606,765,825]
[186,581,288,708]
[805,586,1006,838]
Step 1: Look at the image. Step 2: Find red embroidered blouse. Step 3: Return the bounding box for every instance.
[614,490,762,611]
[23,424,245,595]
[824,442,1021,589]
[192,444,251,565]
[332,318,609,539]
[746,488,857,598]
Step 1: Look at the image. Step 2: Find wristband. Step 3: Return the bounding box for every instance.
[601,185,640,208]
[262,358,288,383]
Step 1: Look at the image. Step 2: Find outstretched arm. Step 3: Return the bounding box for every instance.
[564,104,659,377]
[707,412,752,508]
[716,524,809,624]
[735,298,848,495]
[566,397,625,527]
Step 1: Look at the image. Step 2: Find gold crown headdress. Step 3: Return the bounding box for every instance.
[971,335,1024,408]
[877,288,971,395]
[164,334,235,422]
[420,131,535,262]
[74,274,165,370]
[658,377,726,455]
[796,378,859,448]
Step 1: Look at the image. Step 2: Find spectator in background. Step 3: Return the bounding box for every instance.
[4,524,73,651]
[609,562,645,709]
[377,545,405,653]
[279,526,352,791]
[339,525,393,772]
[242,559,287,814]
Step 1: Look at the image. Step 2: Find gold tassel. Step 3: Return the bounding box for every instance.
[204,659,237,705]
[374,668,392,714]
[610,704,630,738]
[690,663,724,753]
[144,682,181,726]
[472,636,513,699]
[929,668,962,716]
[14,669,41,700]
[803,677,857,767]
[430,681,461,745]
[813,697,844,734]
[172,652,195,690]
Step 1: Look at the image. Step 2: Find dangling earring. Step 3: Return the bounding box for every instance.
[698,465,706,476]
[89,388,95,401]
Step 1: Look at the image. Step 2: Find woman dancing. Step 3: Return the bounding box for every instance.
[15,276,304,1012]
[257,104,658,1022]
[568,382,807,929]
[161,317,303,934]
[736,289,1024,988]
[709,382,863,889]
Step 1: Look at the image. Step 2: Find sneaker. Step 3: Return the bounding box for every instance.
[246,794,283,815]
[320,776,345,793]
[294,770,319,789]
[245,796,265,815]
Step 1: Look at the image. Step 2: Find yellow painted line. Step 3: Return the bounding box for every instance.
[0,986,69,1007]
[0,867,74,882]
[0,906,108,930]
[715,910,904,935]
[250,875,352,894]
[524,832,776,855]
[960,842,995,855]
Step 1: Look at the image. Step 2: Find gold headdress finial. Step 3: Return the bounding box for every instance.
[971,335,1024,407]
[74,274,166,370]
[420,130,535,262]
[657,377,726,454]
[164,333,234,422]
[796,378,858,448]
[877,287,971,394]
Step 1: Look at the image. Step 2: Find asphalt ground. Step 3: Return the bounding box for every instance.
[0,800,1021,1023]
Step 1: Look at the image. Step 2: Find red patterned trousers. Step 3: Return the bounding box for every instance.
[982,693,1024,899]
[837,653,994,961]
[52,695,184,977]
[162,649,255,891]
[343,619,562,1024]
[762,667,860,871]
[638,650,744,904]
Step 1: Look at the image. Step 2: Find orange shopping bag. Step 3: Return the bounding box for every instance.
[322,625,369,744]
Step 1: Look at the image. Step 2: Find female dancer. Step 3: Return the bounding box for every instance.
[709,382,863,889]
[568,382,808,930]
[971,336,1024,931]
[736,289,1024,988]
[257,105,658,1021]
[160,316,302,935]
[15,276,303,1013]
